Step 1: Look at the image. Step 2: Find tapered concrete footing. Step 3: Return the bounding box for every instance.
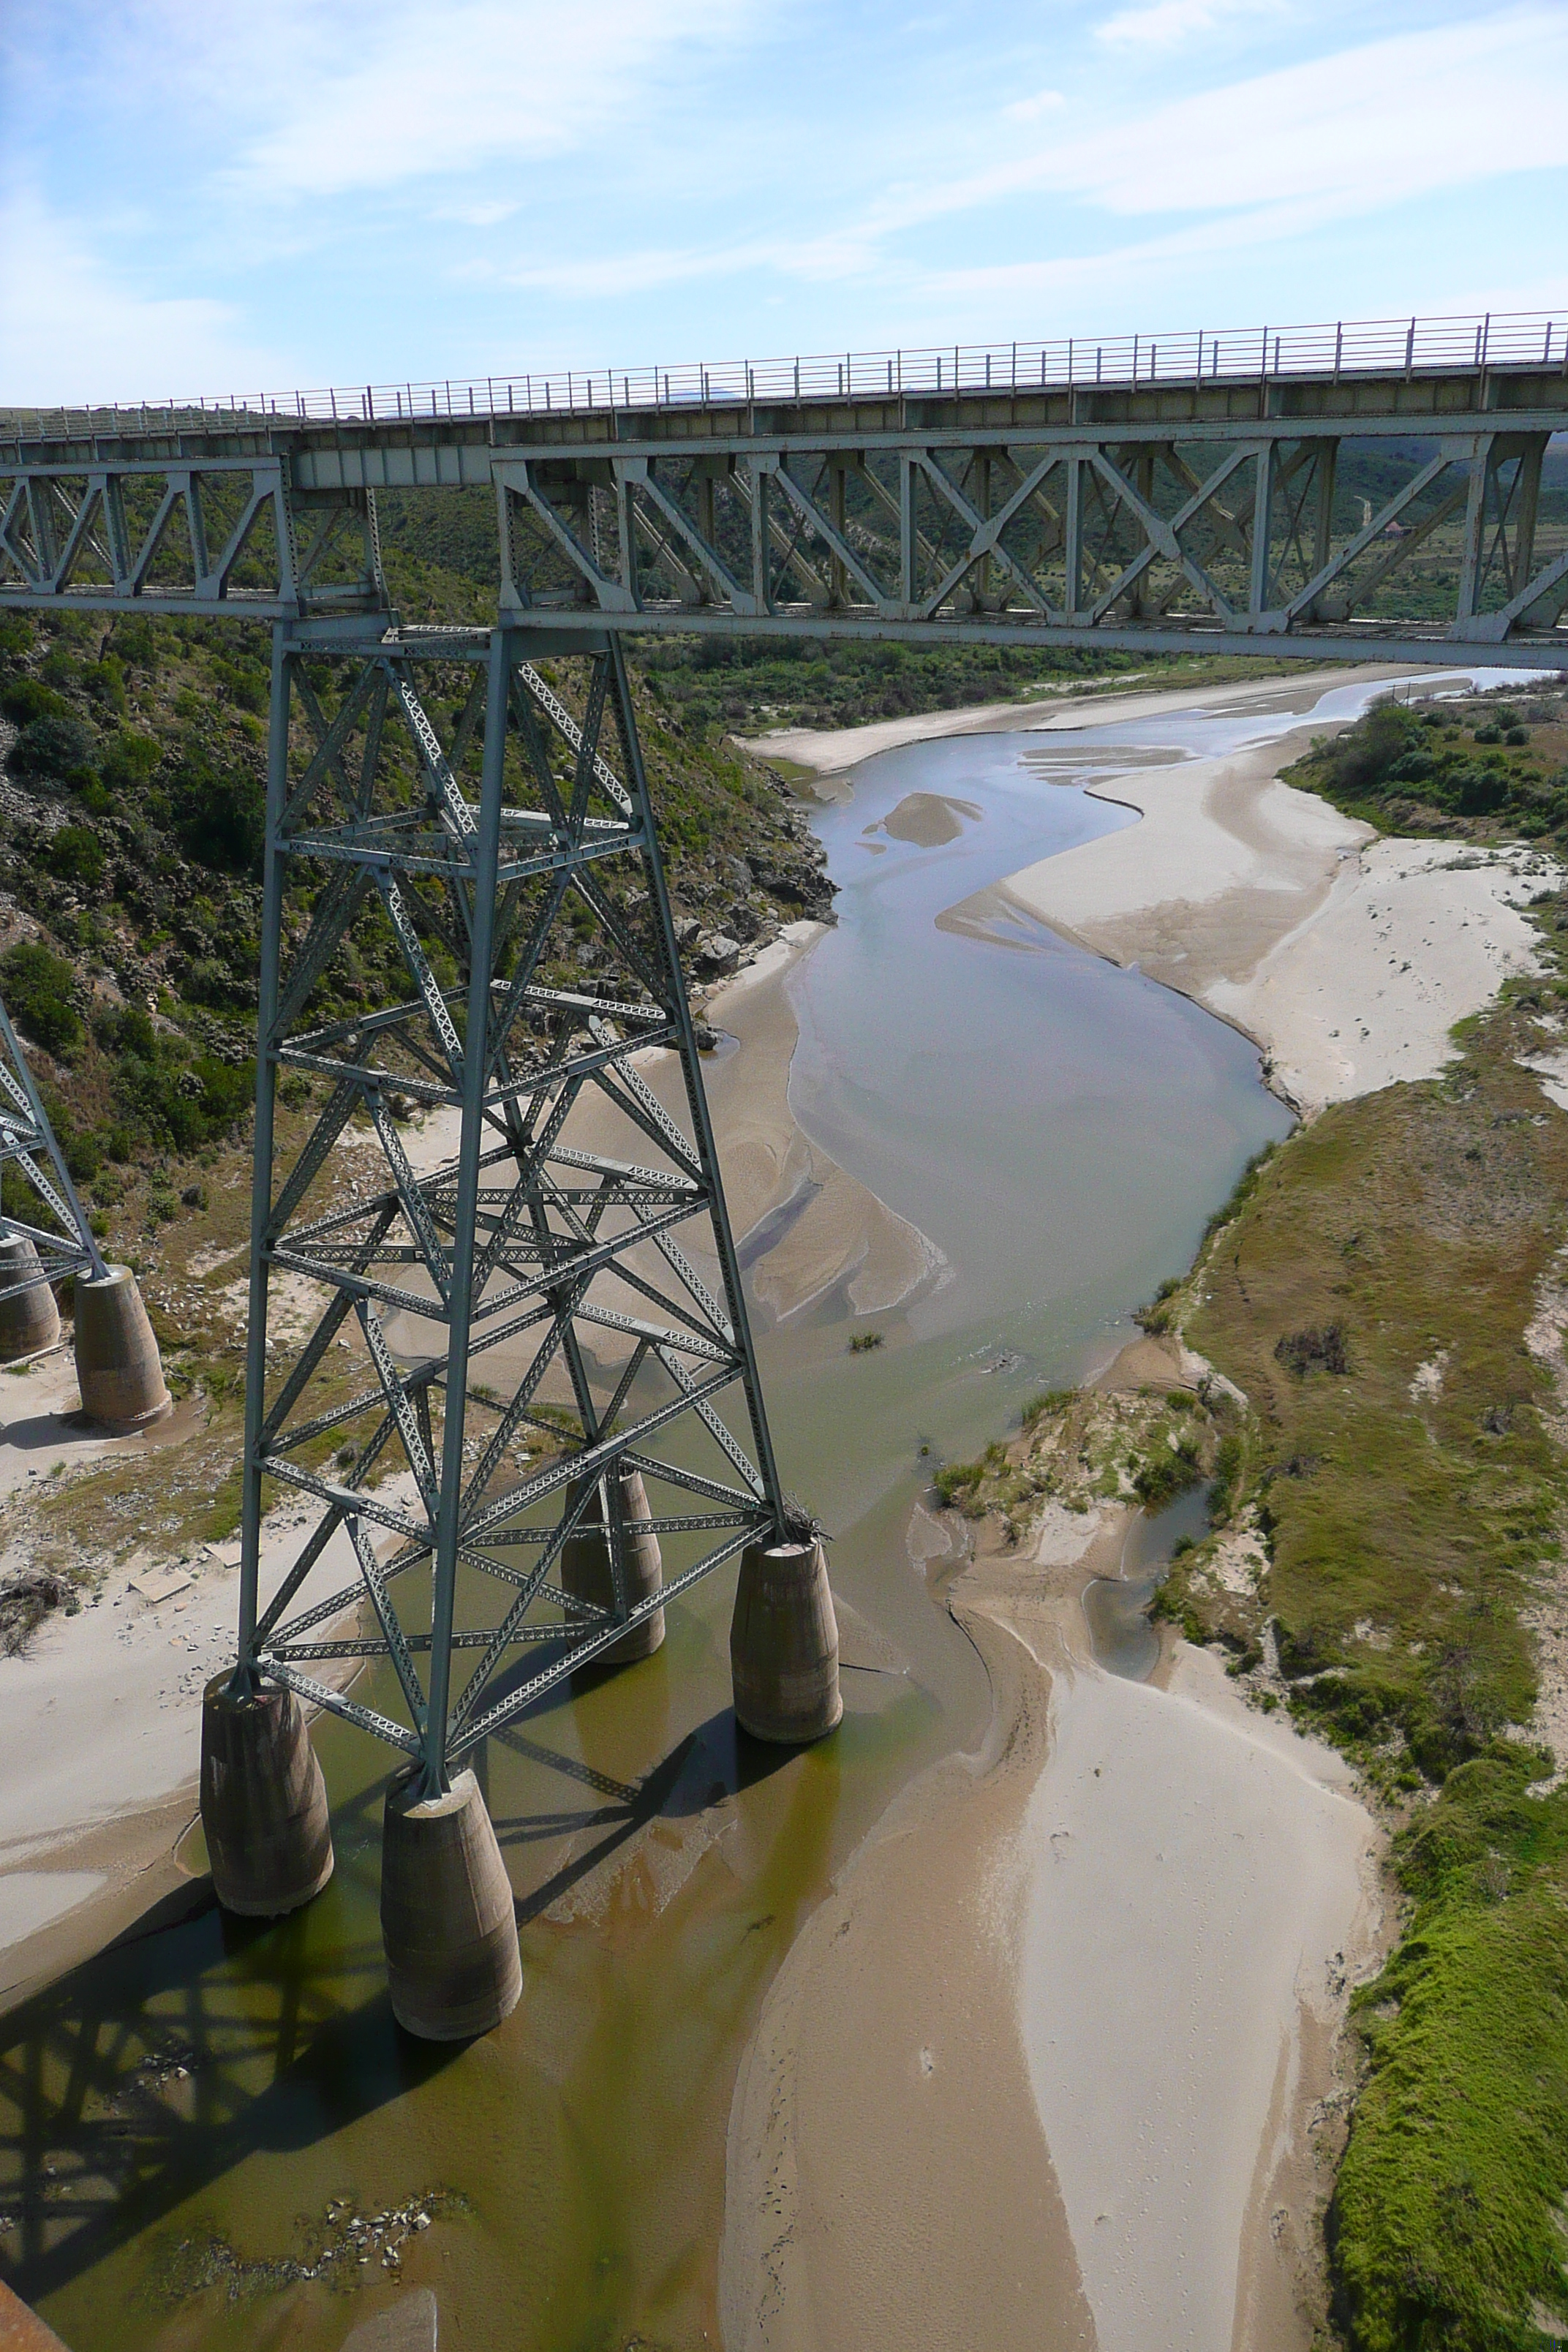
[0,1234,60,1361]
[73,1264,170,1429]
[561,1466,666,1664]
[730,1536,843,1744]
[0,2277,75,2349]
[200,1675,335,1916]
[381,1766,521,2041]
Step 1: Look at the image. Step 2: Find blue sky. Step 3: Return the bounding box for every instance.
[2,0,1566,402]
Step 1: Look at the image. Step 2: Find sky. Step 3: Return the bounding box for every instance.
[1,0,1566,403]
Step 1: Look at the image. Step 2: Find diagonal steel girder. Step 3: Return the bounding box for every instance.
[0,996,107,1305]
[229,617,785,1790]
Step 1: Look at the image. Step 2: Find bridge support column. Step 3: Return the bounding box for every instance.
[0,1234,60,1360]
[73,1264,171,1428]
[562,1463,666,1665]
[731,1535,842,1744]
[200,1674,334,1914]
[381,1765,521,2040]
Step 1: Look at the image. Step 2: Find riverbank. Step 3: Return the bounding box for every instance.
[720,1342,1387,2352]
[738,657,1358,791]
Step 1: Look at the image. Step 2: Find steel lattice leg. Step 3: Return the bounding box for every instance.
[221,617,791,1796]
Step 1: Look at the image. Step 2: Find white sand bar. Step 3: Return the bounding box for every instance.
[1002,741,1556,1110]
[1020,1648,1379,2352]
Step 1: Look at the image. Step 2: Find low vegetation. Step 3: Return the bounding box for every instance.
[1286,682,1568,848]
[930,1379,1219,1538]
[1141,879,1568,2345]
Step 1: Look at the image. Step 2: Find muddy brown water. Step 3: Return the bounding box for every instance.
[10,676,1470,2352]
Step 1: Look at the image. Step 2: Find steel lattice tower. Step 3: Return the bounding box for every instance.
[0,995,106,1304]
[232,617,788,1800]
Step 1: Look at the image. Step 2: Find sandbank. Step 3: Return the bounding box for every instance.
[722,1418,1383,2351]
[990,696,1556,1113]
[737,661,1380,788]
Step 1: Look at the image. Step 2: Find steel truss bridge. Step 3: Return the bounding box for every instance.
[3,307,1568,667]
[3,309,1566,1795]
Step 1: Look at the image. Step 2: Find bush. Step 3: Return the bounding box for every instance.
[0,678,69,727]
[96,1002,156,1058]
[1275,1322,1350,1377]
[10,712,94,784]
[46,826,104,888]
[0,941,82,1060]
[99,731,161,794]
[165,751,265,875]
[183,956,242,1010]
[1323,698,1423,798]
[81,658,127,716]
[1133,1439,1201,1507]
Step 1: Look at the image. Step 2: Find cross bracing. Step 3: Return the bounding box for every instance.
[1,308,1566,666]
[238,620,783,1782]
[0,997,106,1305]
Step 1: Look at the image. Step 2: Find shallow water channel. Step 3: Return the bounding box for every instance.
[8,675,1439,2352]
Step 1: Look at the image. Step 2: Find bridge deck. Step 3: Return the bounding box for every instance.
[3,310,1566,663]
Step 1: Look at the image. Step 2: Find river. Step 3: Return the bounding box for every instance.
[5,674,1431,2352]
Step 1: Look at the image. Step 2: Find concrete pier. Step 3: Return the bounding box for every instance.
[200,1676,336,1915]
[0,1234,60,1361]
[730,1535,843,1744]
[381,1766,521,2040]
[72,1264,170,1428]
[0,2280,73,2350]
[560,1465,666,1664]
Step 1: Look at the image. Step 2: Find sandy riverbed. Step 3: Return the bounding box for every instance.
[718,665,1560,2349]
[0,922,938,1999]
[720,1383,1385,2352]
[995,718,1556,1113]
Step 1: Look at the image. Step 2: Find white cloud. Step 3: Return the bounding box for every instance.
[467,5,1568,347]
[0,192,289,404]
[229,0,757,199]
[1046,8,1568,215]
[823,7,1568,244]
[1003,87,1066,120]
[1096,0,1283,49]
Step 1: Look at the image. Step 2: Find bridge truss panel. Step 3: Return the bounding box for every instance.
[236,620,784,1785]
[0,456,386,621]
[497,418,1568,662]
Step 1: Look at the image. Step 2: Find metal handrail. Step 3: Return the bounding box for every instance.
[6,308,1568,450]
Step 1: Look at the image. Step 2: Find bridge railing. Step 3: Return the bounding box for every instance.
[7,309,1568,450]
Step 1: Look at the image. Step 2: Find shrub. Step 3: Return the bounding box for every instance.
[1275,1322,1350,1377]
[165,751,265,875]
[0,678,69,727]
[1323,698,1423,797]
[99,731,161,794]
[0,941,81,1059]
[81,657,127,715]
[46,826,104,887]
[10,712,94,783]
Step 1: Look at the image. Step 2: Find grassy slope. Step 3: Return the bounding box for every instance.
[1144,687,1568,2348]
